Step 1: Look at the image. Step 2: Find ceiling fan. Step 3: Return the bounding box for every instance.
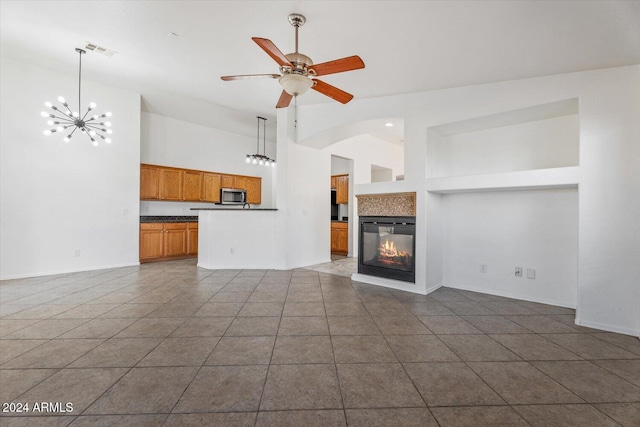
[221,13,365,109]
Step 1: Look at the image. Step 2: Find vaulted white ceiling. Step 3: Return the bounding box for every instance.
[2,1,639,132]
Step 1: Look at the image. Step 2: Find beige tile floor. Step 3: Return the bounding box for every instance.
[1,259,639,426]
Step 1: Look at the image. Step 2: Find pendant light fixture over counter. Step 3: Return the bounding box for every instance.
[246,116,275,167]
[41,48,112,146]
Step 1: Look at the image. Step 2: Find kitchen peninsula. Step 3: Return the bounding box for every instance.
[192,208,279,270]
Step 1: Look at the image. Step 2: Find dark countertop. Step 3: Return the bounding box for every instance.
[191,208,278,211]
[332,220,349,223]
[140,216,198,223]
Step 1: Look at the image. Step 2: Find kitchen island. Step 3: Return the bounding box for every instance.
[192,208,280,270]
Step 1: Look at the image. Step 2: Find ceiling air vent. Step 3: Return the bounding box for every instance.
[84,42,118,57]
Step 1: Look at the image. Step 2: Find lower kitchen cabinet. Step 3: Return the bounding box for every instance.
[187,223,198,255]
[331,221,349,256]
[140,222,197,262]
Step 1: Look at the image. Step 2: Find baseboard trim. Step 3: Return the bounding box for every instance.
[0,262,141,281]
[575,317,640,338]
[443,282,576,309]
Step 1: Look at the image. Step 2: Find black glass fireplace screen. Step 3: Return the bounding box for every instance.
[358,216,416,282]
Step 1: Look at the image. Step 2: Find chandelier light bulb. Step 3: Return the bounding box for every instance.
[104,122,111,127]
[63,136,71,142]
[89,102,96,109]
[41,111,49,117]
[105,112,112,117]
[43,130,52,135]
[56,126,64,132]
[89,130,96,136]
[72,111,79,117]
[105,138,111,143]
[92,140,98,147]
[45,101,52,108]
[47,120,54,126]
[106,129,112,134]
[58,96,65,103]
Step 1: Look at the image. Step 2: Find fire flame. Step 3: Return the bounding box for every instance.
[377,239,410,266]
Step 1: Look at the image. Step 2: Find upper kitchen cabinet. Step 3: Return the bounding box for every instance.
[183,170,203,201]
[331,176,337,189]
[140,164,262,205]
[159,168,183,200]
[140,164,160,200]
[202,173,221,203]
[234,175,247,191]
[221,174,234,189]
[335,174,349,204]
[246,177,262,204]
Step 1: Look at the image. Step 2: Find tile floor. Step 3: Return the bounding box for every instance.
[1,259,639,426]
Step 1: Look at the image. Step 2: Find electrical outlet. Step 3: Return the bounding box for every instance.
[229,248,235,254]
[122,208,128,215]
[515,267,523,277]
[480,264,487,273]
[74,249,81,257]
[527,268,536,279]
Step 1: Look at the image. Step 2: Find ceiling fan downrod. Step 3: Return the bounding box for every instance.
[288,13,306,54]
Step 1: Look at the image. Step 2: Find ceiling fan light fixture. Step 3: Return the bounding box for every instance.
[279,74,313,96]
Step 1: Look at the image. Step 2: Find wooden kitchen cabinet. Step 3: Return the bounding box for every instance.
[140,223,165,260]
[187,223,198,255]
[245,177,262,204]
[140,164,261,204]
[331,221,348,255]
[159,168,183,201]
[140,222,197,262]
[335,174,349,204]
[202,173,221,203]
[140,165,160,200]
[330,176,337,189]
[164,223,188,257]
[183,170,203,201]
[221,174,234,189]
[234,176,247,191]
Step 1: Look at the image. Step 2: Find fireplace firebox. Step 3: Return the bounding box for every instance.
[358,216,416,283]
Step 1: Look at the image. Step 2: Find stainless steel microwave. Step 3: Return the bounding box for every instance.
[219,188,246,204]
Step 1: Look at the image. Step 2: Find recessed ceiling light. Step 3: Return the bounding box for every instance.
[384,122,393,127]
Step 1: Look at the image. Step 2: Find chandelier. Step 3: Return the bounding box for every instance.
[246,116,275,167]
[41,48,112,146]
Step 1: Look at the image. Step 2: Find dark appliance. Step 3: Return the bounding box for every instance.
[330,189,339,220]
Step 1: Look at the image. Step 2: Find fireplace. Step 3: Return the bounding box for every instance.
[358,216,416,283]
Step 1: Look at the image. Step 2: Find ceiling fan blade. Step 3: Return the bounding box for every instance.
[221,74,280,81]
[309,55,365,76]
[312,79,354,104]
[276,90,293,109]
[252,37,293,67]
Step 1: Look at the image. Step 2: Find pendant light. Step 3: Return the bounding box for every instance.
[41,48,112,146]
[246,116,275,167]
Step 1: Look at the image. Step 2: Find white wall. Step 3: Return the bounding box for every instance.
[331,156,350,175]
[325,134,404,185]
[430,115,579,177]
[0,57,141,279]
[275,108,332,269]
[443,189,579,307]
[140,112,276,214]
[294,65,640,337]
